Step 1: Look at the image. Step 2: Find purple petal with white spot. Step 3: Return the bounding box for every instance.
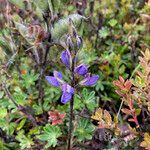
[60,50,72,68]
[75,64,88,76]
[53,71,63,79]
[61,92,72,104]
[61,84,74,94]
[45,76,60,87]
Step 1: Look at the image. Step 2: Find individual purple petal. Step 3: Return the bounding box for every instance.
[60,50,72,68]
[45,76,60,87]
[53,71,64,84]
[53,71,63,79]
[79,73,90,85]
[61,84,74,94]
[80,75,99,86]
[74,64,88,76]
[61,92,72,104]
[85,75,99,86]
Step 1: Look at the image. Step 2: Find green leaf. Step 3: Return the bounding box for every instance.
[21,71,39,88]
[13,92,27,105]
[0,139,3,150]
[28,127,40,135]
[9,0,25,9]
[37,124,62,148]
[33,0,49,11]
[82,88,97,111]
[7,122,17,135]
[0,119,7,128]
[0,108,7,118]
[74,118,95,142]
[16,118,26,131]
[74,94,84,110]
[33,104,43,115]
[16,130,34,149]
[99,27,109,38]
[108,19,118,27]
[0,91,4,99]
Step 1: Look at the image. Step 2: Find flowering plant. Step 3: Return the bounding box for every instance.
[45,20,99,149]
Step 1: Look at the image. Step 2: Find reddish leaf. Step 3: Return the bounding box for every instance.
[119,76,125,83]
[121,108,131,115]
[124,80,132,91]
[128,118,135,122]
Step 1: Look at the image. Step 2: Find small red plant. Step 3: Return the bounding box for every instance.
[48,110,66,125]
[113,76,139,127]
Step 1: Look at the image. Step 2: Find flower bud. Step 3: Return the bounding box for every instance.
[60,50,72,68]
[66,35,74,50]
[76,35,83,49]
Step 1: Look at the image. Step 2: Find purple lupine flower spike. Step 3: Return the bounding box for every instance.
[45,76,60,87]
[80,74,99,86]
[74,64,88,76]
[60,50,72,68]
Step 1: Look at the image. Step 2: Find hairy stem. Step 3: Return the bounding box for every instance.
[68,56,76,150]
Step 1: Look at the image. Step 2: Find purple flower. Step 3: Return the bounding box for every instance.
[61,84,74,94]
[74,64,88,76]
[45,76,60,87]
[61,84,74,103]
[60,50,72,68]
[45,71,74,104]
[80,73,99,86]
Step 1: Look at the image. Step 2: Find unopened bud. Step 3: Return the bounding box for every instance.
[66,35,74,50]
[76,36,83,49]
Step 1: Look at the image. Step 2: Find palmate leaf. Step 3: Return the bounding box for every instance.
[51,14,86,41]
[74,118,95,142]
[37,124,62,148]
[81,88,97,111]
[16,130,34,149]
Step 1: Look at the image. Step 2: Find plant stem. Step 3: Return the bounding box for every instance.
[68,55,76,150]
[117,99,124,120]
[68,95,74,150]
